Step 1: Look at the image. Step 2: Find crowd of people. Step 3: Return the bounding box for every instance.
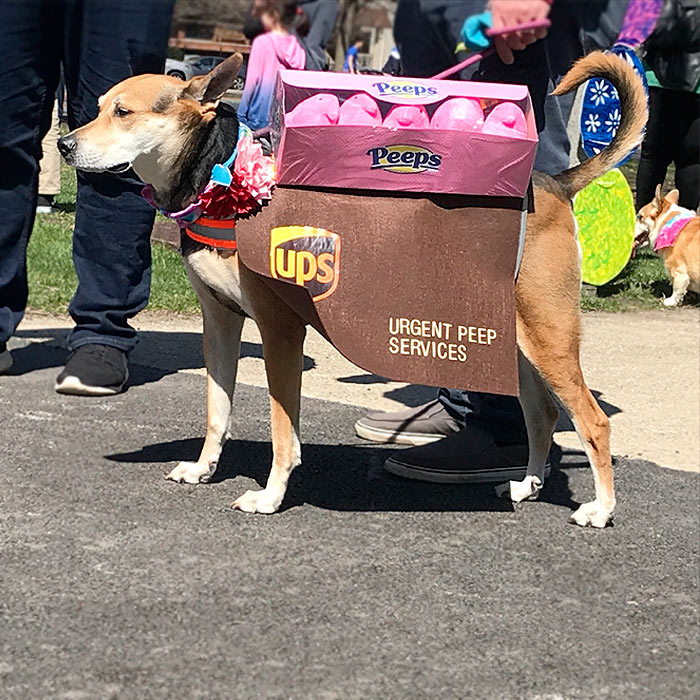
[1,0,698,479]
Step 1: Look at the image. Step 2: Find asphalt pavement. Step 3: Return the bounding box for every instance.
[1,329,699,699]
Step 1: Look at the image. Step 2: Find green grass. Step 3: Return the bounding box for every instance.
[27,156,694,314]
[581,250,674,312]
[148,237,200,312]
[28,161,200,314]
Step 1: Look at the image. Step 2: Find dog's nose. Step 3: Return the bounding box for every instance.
[57,134,77,158]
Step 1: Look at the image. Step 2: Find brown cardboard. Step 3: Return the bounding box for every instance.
[237,186,523,396]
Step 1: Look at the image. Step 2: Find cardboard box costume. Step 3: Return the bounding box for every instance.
[236,71,538,396]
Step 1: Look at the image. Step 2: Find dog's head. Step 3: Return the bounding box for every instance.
[635,185,680,248]
[58,53,243,190]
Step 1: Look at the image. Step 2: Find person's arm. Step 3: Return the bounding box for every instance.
[348,49,357,74]
[489,0,552,65]
[238,38,263,124]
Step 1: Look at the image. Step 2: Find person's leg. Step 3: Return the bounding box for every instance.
[673,91,700,211]
[416,0,571,443]
[0,0,62,371]
[38,100,62,209]
[437,388,528,442]
[361,0,600,479]
[635,87,676,209]
[61,0,173,355]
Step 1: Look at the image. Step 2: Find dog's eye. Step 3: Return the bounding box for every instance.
[114,106,132,118]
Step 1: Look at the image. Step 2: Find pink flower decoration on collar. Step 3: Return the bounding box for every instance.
[233,135,276,203]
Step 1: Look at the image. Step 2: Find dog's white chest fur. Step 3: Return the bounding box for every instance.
[184,248,250,313]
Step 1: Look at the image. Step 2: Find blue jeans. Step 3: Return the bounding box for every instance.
[394,0,625,441]
[0,0,174,353]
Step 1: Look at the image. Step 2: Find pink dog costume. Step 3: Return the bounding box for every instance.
[654,210,697,252]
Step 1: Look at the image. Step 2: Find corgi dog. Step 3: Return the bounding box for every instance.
[635,186,700,307]
[57,52,647,527]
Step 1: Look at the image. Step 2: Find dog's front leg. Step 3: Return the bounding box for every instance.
[495,353,558,503]
[233,315,305,514]
[167,296,245,484]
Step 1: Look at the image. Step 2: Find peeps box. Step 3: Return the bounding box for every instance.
[270,70,538,198]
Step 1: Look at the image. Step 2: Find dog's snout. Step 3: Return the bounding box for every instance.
[57,134,77,158]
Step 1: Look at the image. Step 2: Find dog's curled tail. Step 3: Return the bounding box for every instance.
[552,51,648,200]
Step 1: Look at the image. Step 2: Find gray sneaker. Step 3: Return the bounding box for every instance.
[355,400,462,446]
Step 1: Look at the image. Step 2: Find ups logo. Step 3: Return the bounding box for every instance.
[269,226,341,302]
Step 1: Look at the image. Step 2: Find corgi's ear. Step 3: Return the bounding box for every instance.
[651,184,665,214]
[665,188,680,205]
[181,53,243,105]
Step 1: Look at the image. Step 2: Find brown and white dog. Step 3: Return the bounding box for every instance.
[58,51,647,527]
[635,186,700,307]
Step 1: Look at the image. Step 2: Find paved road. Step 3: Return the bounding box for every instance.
[1,333,699,699]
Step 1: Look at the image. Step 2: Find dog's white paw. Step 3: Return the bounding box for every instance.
[494,475,542,503]
[663,296,679,307]
[232,488,282,514]
[570,500,614,528]
[166,461,214,484]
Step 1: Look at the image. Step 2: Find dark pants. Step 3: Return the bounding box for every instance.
[394,0,624,442]
[636,86,700,211]
[0,0,173,353]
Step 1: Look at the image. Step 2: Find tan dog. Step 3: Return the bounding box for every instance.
[635,186,700,307]
[58,52,647,527]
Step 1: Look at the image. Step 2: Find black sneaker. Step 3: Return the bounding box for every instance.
[355,400,462,446]
[55,344,128,396]
[384,425,549,484]
[36,194,56,214]
[0,342,12,374]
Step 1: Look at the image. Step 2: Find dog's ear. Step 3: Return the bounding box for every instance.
[651,184,665,214]
[665,189,680,205]
[182,53,243,105]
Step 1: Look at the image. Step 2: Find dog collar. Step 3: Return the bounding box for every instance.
[142,124,276,250]
[654,210,695,252]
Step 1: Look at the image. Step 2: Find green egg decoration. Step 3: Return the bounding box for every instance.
[573,168,635,286]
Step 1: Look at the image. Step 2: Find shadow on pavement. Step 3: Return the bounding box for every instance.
[107,437,582,515]
[11,327,315,384]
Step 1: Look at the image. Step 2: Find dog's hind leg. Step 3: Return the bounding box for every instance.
[167,286,244,485]
[664,267,690,306]
[233,303,306,514]
[516,322,614,528]
[495,352,559,503]
[509,199,614,527]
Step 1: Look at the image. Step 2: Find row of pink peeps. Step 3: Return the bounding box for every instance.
[284,92,528,138]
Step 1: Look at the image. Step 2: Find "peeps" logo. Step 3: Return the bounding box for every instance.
[368,145,442,174]
[372,80,439,99]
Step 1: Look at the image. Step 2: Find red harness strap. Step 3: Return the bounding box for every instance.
[185,216,237,250]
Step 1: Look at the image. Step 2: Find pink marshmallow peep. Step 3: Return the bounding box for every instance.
[431,97,484,131]
[338,93,383,126]
[382,104,430,130]
[481,102,528,139]
[285,93,340,127]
